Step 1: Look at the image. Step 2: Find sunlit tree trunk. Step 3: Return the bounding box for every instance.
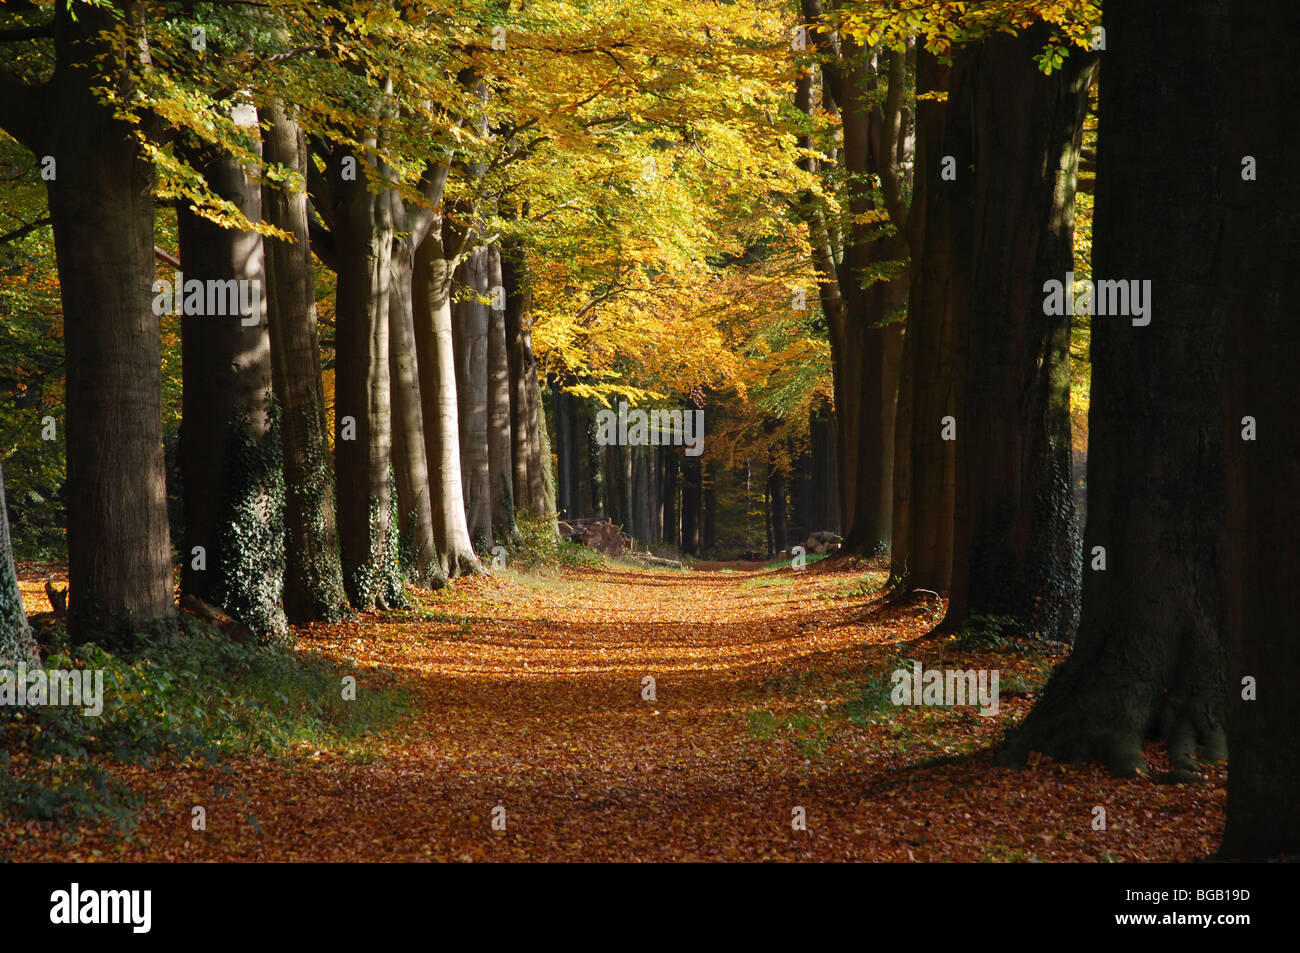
[412,230,481,577]
[178,134,286,641]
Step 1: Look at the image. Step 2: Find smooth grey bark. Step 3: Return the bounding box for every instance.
[412,229,482,577]
[388,190,444,589]
[328,145,401,610]
[451,247,493,550]
[484,244,519,543]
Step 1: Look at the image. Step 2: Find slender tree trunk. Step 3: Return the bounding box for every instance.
[484,245,518,543]
[1217,0,1300,860]
[388,192,443,589]
[553,387,573,519]
[662,448,678,546]
[178,138,286,642]
[702,461,717,553]
[412,232,481,577]
[501,243,535,519]
[1000,1,1229,777]
[452,248,493,550]
[681,454,701,555]
[767,454,787,556]
[522,342,555,522]
[261,102,348,622]
[943,26,1095,641]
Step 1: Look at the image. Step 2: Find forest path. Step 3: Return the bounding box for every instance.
[16,561,1224,861]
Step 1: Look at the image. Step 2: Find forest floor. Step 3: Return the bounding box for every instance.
[3,559,1225,861]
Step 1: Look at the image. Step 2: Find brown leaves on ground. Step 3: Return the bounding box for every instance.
[4,560,1224,861]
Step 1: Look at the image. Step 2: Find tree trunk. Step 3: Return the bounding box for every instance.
[1000,2,1229,777]
[39,6,175,643]
[484,244,518,543]
[331,154,402,610]
[521,332,553,521]
[767,453,787,556]
[890,50,965,594]
[451,248,493,550]
[502,244,535,518]
[702,461,717,553]
[178,138,286,642]
[662,447,678,546]
[681,453,701,556]
[943,26,1095,641]
[388,192,443,589]
[0,458,37,665]
[1217,0,1300,860]
[411,231,481,577]
[261,102,349,622]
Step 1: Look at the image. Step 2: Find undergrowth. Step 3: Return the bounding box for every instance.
[0,619,406,834]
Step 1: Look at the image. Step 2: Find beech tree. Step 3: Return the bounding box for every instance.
[0,0,174,644]
[1000,0,1229,777]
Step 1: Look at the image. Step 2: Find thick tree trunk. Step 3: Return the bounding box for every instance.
[261,102,349,622]
[332,157,402,610]
[484,245,518,543]
[412,233,481,577]
[451,248,493,550]
[890,50,965,594]
[388,192,443,589]
[177,139,286,642]
[40,10,174,643]
[1217,0,1300,860]
[942,27,1094,641]
[1000,2,1229,777]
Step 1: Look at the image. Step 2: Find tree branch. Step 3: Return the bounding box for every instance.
[0,216,51,245]
[876,48,910,232]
